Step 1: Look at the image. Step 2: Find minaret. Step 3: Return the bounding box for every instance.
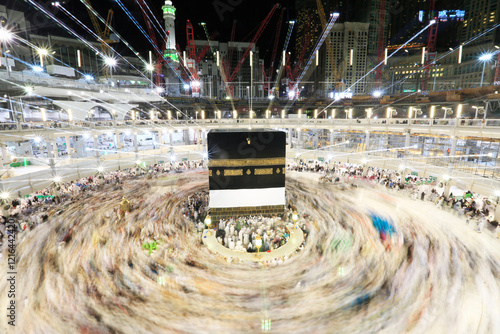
[162,0,178,62]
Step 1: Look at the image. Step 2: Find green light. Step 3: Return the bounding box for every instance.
[24,157,27,167]
[164,52,179,62]
[261,319,271,331]
[162,7,176,14]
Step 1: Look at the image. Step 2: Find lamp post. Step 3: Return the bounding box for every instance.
[472,106,484,119]
[146,63,154,90]
[479,53,493,87]
[0,27,13,77]
[365,108,373,119]
[104,57,117,83]
[255,234,262,256]
[291,210,299,228]
[205,214,212,236]
[442,107,453,119]
[246,86,250,111]
[38,48,48,68]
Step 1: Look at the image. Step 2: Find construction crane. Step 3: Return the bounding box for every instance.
[289,13,339,99]
[316,0,341,91]
[221,3,280,99]
[186,21,211,63]
[270,20,295,97]
[261,8,285,94]
[267,8,285,87]
[136,0,168,87]
[374,0,387,88]
[228,20,237,76]
[421,0,439,91]
[83,0,116,77]
[285,17,313,89]
[184,20,212,96]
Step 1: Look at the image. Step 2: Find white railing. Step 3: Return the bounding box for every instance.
[0,117,497,133]
[0,70,155,96]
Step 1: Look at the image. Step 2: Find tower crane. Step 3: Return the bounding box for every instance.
[184,20,212,96]
[316,0,341,91]
[221,4,280,99]
[421,0,439,91]
[287,13,339,99]
[264,8,285,90]
[82,0,116,77]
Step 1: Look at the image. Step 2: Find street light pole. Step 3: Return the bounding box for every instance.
[479,53,493,87]
[0,26,13,78]
[481,61,487,87]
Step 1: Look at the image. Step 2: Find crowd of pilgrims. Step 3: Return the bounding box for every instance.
[288,160,500,238]
[2,158,499,247]
[0,161,204,246]
[181,190,309,256]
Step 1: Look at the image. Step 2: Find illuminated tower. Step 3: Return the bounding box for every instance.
[162,0,178,62]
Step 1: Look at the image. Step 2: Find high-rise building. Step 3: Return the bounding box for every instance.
[192,40,262,100]
[462,0,499,45]
[365,0,389,56]
[162,0,178,62]
[295,0,322,62]
[326,22,369,94]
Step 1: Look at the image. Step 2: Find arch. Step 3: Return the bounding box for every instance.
[85,106,113,121]
[23,105,69,122]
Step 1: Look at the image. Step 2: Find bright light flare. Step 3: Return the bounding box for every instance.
[479,53,493,61]
[104,57,117,67]
[0,27,13,42]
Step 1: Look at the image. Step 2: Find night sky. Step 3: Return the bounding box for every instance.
[9,0,294,61]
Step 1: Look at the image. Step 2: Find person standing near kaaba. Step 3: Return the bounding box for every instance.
[119,197,131,219]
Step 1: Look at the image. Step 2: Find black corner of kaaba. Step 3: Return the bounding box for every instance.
[207,130,286,218]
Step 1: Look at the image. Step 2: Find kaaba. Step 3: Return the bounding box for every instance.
[207,130,286,219]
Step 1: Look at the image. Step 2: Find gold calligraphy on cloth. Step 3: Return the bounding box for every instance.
[209,157,285,168]
[224,169,243,176]
[254,168,273,175]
